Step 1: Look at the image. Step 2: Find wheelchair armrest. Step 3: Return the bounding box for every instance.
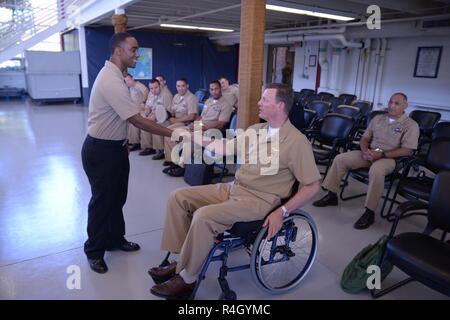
[388,200,429,238]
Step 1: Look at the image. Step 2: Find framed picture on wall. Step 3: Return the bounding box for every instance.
[413,46,442,78]
[308,55,317,67]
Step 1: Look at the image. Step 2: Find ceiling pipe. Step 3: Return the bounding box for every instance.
[210,12,450,42]
[260,34,363,48]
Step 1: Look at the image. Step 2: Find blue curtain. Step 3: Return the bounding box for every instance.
[85,27,238,95]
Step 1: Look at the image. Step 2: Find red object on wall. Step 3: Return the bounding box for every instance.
[315,63,321,92]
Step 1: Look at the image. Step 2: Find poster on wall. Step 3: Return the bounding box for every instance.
[128,47,152,79]
[413,46,442,78]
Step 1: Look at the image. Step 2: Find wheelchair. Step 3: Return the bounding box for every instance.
[157,208,318,300]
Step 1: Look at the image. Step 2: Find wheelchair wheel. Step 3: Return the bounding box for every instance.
[250,210,318,294]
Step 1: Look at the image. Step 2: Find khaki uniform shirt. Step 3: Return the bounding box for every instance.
[233,120,321,206]
[222,85,239,109]
[362,113,420,151]
[145,93,169,123]
[201,96,233,124]
[170,90,198,118]
[87,61,140,140]
[161,86,173,112]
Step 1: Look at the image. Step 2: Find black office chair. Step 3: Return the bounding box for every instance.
[338,93,357,106]
[329,97,344,113]
[351,100,373,127]
[307,114,354,177]
[335,105,361,121]
[384,138,450,220]
[299,88,315,96]
[318,91,334,102]
[304,94,322,107]
[371,171,450,298]
[307,101,331,120]
[339,155,410,218]
[289,101,305,132]
[431,121,450,140]
[306,101,332,138]
[409,110,441,140]
[302,109,317,132]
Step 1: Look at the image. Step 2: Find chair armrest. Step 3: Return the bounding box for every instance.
[388,200,429,238]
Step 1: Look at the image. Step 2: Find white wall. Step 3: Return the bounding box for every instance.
[379,36,450,114]
[292,41,319,92]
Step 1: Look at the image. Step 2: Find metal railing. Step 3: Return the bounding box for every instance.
[0,0,88,52]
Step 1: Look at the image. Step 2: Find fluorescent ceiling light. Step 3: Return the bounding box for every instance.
[266,4,355,21]
[160,24,234,32]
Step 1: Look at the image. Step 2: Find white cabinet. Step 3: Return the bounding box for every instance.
[25,51,81,101]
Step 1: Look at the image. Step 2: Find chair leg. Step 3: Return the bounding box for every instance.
[217,247,237,300]
[371,277,415,298]
[380,177,397,219]
[190,243,222,300]
[159,252,171,267]
[339,172,367,201]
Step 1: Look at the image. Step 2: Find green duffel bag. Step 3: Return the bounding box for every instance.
[341,235,393,294]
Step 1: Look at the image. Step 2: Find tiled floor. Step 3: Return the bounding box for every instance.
[0,99,447,300]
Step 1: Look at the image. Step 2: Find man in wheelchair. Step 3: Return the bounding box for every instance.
[313,93,420,229]
[149,83,321,299]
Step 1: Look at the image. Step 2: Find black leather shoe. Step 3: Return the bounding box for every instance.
[129,143,141,151]
[152,150,165,160]
[163,161,173,166]
[313,193,338,207]
[139,148,156,156]
[353,209,375,230]
[88,258,108,274]
[163,166,185,177]
[107,241,141,252]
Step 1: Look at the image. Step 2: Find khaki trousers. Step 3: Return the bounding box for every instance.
[127,123,141,144]
[141,120,170,150]
[164,123,189,162]
[322,150,396,211]
[161,182,276,278]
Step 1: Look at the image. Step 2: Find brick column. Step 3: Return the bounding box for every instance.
[237,0,266,129]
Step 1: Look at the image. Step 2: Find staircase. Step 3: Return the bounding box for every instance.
[0,0,87,63]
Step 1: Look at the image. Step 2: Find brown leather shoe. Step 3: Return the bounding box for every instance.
[150,275,195,300]
[148,261,177,284]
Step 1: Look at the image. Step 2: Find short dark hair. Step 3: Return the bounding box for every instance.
[110,32,134,55]
[393,92,408,101]
[156,75,166,81]
[210,80,221,88]
[265,83,294,115]
[149,78,160,85]
[177,78,188,85]
[218,75,228,81]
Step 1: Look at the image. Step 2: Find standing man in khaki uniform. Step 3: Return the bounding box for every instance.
[81,32,173,274]
[149,83,321,299]
[125,74,149,151]
[313,93,420,229]
[156,74,173,111]
[162,78,198,165]
[139,78,172,158]
[219,76,239,111]
[163,80,233,177]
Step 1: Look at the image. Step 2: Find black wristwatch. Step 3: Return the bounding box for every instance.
[382,151,386,158]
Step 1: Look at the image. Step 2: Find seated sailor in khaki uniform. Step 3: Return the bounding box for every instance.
[313,92,420,229]
[163,80,233,177]
[148,83,321,299]
[139,78,172,158]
